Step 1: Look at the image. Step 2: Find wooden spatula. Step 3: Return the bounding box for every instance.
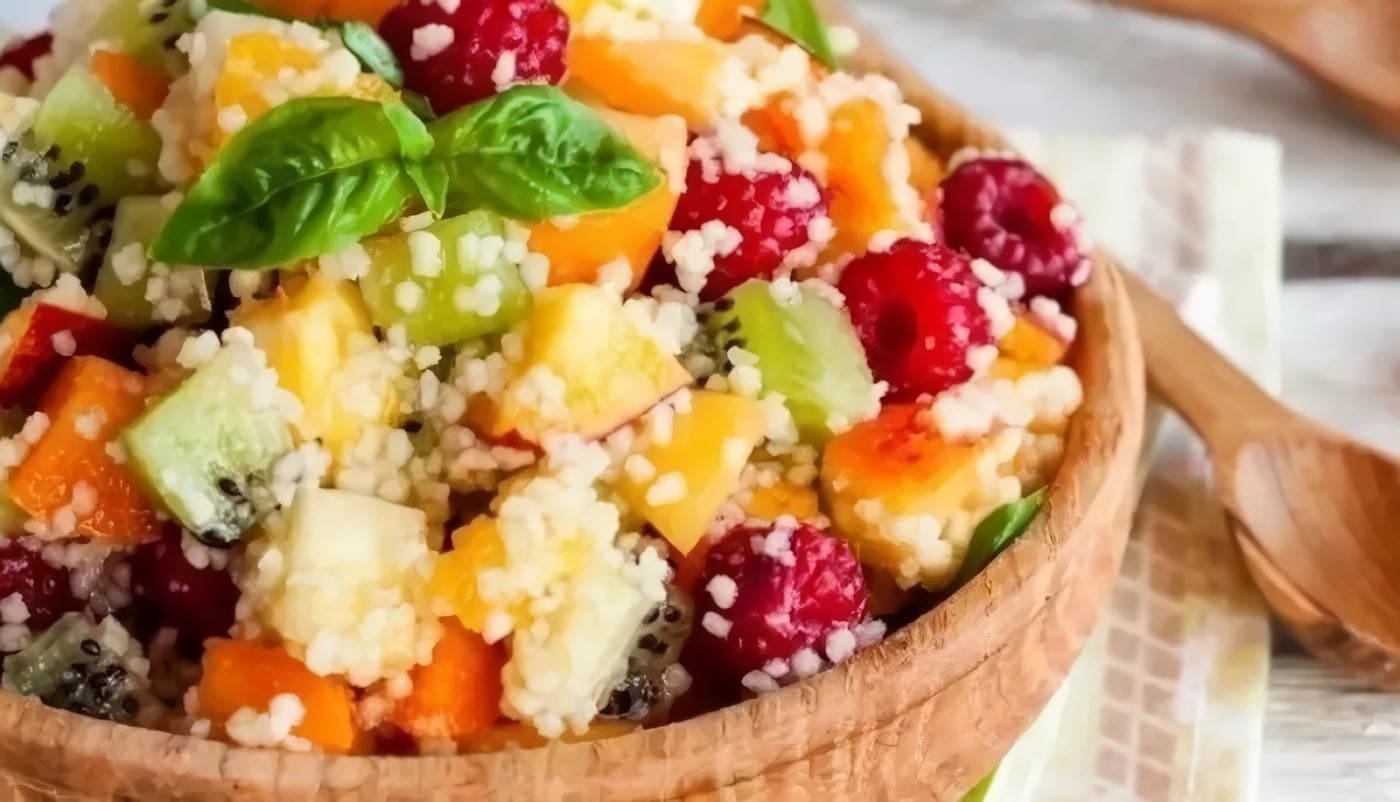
[1095,0,1400,138]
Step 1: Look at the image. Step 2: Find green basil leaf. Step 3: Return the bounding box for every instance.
[404,161,448,215]
[381,99,433,159]
[402,90,437,121]
[953,487,1048,586]
[152,97,422,269]
[760,0,838,70]
[427,85,660,221]
[341,21,404,89]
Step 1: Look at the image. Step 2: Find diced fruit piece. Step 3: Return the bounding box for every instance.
[906,139,945,210]
[819,404,989,589]
[742,94,805,159]
[121,338,294,546]
[691,522,868,683]
[706,279,875,444]
[616,390,765,554]
[999,313,1068,366]
[55,0,193,76]
[197,639,358,753]
[0,540,81,630]
[29,64,163,198]
[598,583,693,724]
[236,274,395,455]
[566,35,729,128]
[251,488,437,685]
[90,50,168,120]
[839,239,992,400]
[129,530,239,652]
[9,357,162,544]
[529,110,686,290]
[0,303,128,408]
[460,720,638,752]
[940,156,1091,297]
[472,284,693,443]
[3,612,150,723]
[211,32,320,145]
[740,480,821,522]
[390,619,504,740]
[94,194,213,330]
[430,518,510,633]
[697,0,763,39]
[656,150,828,301]
[254,0,403,23]
[379,0,570,114]
[822,99,902,257]
[0,33,52,82]
[360,211,532,346]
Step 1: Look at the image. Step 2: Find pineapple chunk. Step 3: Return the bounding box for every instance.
[820,404,991,590]
[244,487,442,685]
[471,285,693,443]
[615,390,765,554]
[234,273,398,456]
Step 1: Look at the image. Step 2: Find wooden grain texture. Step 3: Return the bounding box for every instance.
[1124,268,1400,691]
[1094,0,1400,138]
[0,28,1147,802]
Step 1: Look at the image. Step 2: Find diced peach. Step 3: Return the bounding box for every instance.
[566,36,730,128]
[743,94,806,160]
[697,0,763,39]
[999,314,1069,366]
[822,99,903,258]
[468,285,693,443]
[820,404,988,584]
[91,50,168,120]
[197,640,359,753]
[8,357,162,544]
[906,138,945,209]
[459,720,638,753]
[0,303,129,409]
[616,390,765,554]
[391,619,505,740]
[740,480,822,522]
[213,32,320,142]
[529,111,687,290]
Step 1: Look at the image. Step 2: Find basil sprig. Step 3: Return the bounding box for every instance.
[760,0,838,70]
[341,21,404,89]
[154,87,658,269]
[429,86,660,221]
[153,98,433,268]
[953,487,1048,587]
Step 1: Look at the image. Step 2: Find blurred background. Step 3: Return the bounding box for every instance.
[3,1,1398,800]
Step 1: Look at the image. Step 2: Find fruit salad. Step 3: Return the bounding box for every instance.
[0,0,1091,753]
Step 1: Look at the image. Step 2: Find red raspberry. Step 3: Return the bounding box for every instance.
[379,0,569,115]
[0,33,52,81]
[129,530,238,653]
[656,157,828,301]
[0,539,81,632]
[839,239,992,401]
[692,523,868,684]
[939,156,1091,298]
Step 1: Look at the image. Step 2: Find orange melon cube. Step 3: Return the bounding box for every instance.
[697,0,763,39]
[391,619,505,740]
[999,313,1069,366]
[820,404,989,589]
[529,111,687,290]
[197,640,358,753]
[822,99,903,257]
[742,93,806,159]
[90,50,168,120]
[566,36,729,128]
[615,390,766,554]
[740,480,821,522]
[8,357,163,545]
[906,138,945,209]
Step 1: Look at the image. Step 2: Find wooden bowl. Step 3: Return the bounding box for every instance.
[0,30,1146,802]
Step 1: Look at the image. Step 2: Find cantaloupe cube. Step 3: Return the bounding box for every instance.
[566,36,730,128]
[616,390,765,554]
[822,98,903,257]
[999,313,1069,366]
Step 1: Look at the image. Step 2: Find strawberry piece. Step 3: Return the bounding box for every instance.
[0,304,130,409]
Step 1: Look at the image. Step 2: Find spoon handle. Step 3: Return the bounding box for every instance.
[1122,271,1290,455]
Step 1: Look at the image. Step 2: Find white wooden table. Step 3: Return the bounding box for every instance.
[6,1,1399,799]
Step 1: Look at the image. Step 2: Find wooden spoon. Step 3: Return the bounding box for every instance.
[1094,0,1400,138]
[1125,272,1400,688]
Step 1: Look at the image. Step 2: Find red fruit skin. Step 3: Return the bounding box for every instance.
[0,33,53,81]
[655,159,828,301]
[692,523,868,682]
[129,530,238,653]
[0,304,131,408]
[379,0,569,115]
[0,539,81,632]
[938,156,1090,298]
[838,239,992,402]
